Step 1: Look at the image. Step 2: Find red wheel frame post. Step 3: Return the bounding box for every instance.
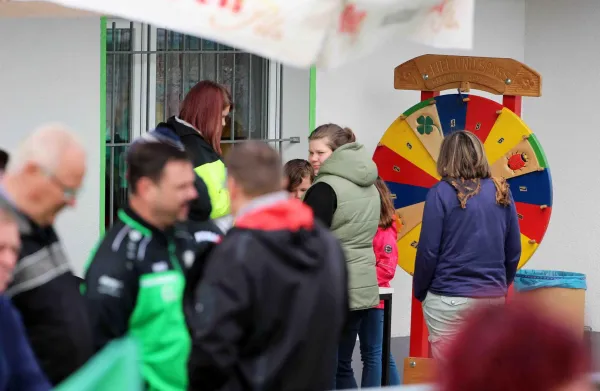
[503,95,522,117]
[502,95,523,303]
[408,91,440,358]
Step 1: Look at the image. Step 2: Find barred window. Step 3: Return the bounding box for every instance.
[105,20,280,227]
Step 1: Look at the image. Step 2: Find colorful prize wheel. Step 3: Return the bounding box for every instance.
[373,94,553,274]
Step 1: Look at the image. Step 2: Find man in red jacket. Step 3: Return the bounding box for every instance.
[185,141,349,391]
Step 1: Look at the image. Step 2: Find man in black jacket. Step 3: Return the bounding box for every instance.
[0,124,93,385]
[186,141,348,391]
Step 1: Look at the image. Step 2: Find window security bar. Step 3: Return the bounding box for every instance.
[220,137,300,144]
[107,137,300,148]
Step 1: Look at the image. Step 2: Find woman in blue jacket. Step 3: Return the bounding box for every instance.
[413,130,521,361]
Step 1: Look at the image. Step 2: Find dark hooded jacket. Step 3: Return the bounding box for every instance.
[0,191,93,386]
[184,193,348,391]
[157,117,229,220]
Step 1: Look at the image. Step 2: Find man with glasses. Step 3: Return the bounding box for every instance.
[0,124,93,385]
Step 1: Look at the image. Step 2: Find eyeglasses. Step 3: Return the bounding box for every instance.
[43,169,79,201]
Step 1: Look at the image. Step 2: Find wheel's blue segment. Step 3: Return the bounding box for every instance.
[507,168,553,206]
[435,94,469,136]
[385,181,431,210]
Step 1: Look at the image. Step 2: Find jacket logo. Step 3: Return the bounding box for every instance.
[128,230,142,242]
[194,231,221,244]
[183,251,195,268]
[384,245,393,254]
[161,285,177,302]
[98,275,124,298]
[152,261,169,272]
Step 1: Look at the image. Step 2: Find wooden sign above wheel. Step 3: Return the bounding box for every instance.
[394,55,542,97]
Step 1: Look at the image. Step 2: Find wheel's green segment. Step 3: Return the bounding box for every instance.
[528,133,548,168]
[402,99,434,117]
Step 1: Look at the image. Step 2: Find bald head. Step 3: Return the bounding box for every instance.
[3,124,86,226]
[8,124,85,175]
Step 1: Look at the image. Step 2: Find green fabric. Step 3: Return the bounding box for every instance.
[118,209,152,236]
[55,337,142,391]
[194,160,230,219]
[313,142,380,310]
[129,270,189,391]
[120,211,190,391]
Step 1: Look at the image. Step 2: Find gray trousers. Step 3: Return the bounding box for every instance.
[422,292,505,361]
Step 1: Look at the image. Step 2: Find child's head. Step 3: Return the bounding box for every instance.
[374,177,396,229]
[284,159,315,200]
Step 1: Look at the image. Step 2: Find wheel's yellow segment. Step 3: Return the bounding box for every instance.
[397,223,422,275]
[405,105,444,162]
[484,107,533,166]
[380,117,440,180]
[518,232,538,269]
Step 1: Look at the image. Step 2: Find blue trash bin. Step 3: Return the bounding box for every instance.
[514,270,587,292]
[513,270,587,337]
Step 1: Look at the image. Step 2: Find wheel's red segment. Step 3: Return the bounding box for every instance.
[515,202,552,243]
[373,145,439,189]
[464,95,504,144]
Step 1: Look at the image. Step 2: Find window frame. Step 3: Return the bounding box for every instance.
[105,18,280,139]
[103,19,282,227]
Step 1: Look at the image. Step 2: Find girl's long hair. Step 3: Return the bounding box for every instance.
[374,177,396,229]
[179,80,232,155]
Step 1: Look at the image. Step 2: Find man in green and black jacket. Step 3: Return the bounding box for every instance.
[84,129,201,391]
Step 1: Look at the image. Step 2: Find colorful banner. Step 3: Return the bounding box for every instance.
[37,0,474,69]
[317,0,475,68]
[409,0,475,50]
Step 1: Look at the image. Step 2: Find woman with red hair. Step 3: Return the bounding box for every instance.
[158,80,232,225]
[439,298,593,391]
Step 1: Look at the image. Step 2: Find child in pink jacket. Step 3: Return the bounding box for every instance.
[357,177,401,387]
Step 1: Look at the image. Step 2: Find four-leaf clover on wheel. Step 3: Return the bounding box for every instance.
[416,115,439,135]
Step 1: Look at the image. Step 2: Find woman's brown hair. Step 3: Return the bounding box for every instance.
[179,80,232,155]
[437,131,510,206]
[284,159,314,192]
[309,123,356,151]
[437,130,491,180]
[374,177,396,229]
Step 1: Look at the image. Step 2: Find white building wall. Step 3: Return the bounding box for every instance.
[0,17,101,277]
[316,0,526,336]
[524,0,600,331]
